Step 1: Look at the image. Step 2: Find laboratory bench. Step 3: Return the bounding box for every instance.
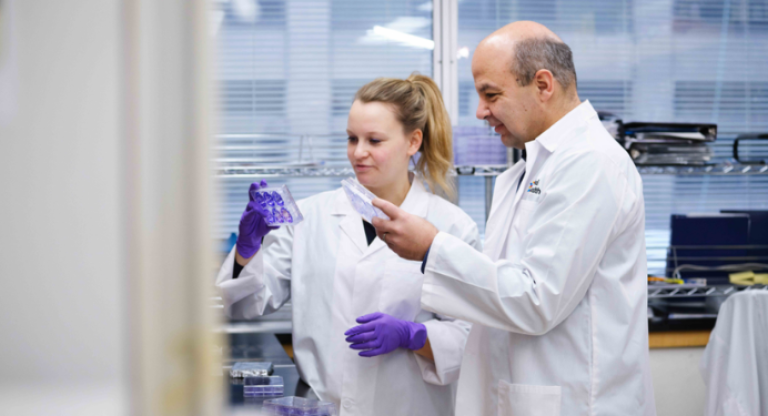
[648,330,711,348]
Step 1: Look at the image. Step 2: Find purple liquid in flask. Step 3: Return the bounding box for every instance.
[280,207,293,223]
[254,192,267,207]
[272,191,284,206]
[272,208,283,223]
[264,207,275,223]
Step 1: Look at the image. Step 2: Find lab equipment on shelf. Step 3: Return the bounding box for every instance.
[618,122,717,165]
[243,375,284,397]
[230,361,274,378]
[733,133,768,165]
[262,396,338,416]
[666,213,751,282]
[341,178,390,223]
[250,185,304,226]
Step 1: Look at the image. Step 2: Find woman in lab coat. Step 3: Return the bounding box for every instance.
[216,74,481,416]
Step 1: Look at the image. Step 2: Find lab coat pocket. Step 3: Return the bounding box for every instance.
[379,260,424,320]
[512,199,538,235]
[497,381,561,416]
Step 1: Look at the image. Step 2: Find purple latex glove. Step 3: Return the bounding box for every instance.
[236,180,278,258]
[344,312,427,357]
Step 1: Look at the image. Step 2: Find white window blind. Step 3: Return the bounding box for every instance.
[457,0,768,275]
[214,0,434,240]
[214,0,768,274]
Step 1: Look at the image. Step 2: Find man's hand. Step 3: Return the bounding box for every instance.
[371,198,439,261]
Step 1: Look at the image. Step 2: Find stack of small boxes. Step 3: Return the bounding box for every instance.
[230,362,283,398]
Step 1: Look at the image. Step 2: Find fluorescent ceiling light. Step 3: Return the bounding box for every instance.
[370,25,434,50]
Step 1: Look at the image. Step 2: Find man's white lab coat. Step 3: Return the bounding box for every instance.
[216,178,481,416]
[421,101,656,416]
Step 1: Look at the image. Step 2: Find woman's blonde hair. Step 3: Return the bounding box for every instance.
[354,73,455,198]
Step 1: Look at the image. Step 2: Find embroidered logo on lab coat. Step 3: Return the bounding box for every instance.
[527,179,542,194]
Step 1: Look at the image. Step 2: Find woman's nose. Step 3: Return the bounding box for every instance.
[354,142,369,159]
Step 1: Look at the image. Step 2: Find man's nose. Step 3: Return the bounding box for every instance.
[476,102,490,121]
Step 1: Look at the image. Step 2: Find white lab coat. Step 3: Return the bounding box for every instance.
[701,291,768,416]
[216,177,481,416]
[420,101,656,416]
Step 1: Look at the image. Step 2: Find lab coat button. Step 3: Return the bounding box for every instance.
[342,398,354,409]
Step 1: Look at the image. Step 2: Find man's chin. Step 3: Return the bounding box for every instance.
[497,131,529,149]
[499,134,519,149]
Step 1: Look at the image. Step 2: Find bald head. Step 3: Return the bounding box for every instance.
[477,21,577,91]
[486,21,562,43]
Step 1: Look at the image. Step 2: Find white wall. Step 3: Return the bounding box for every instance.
[650,347,706,416]
[0,0,125,414]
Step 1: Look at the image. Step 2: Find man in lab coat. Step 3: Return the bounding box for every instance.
[372,21,657,415]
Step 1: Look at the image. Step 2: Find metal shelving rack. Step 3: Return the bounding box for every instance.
[637,163,768,175]
[648,284,768,299]
[215,134,768,302]
[215,162,768,178]
[214,163,511,178]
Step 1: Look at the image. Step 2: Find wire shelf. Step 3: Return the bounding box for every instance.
[215,163,511,178]
[637,163,768,175]
[648,283,767,299]
[214,133,768,177]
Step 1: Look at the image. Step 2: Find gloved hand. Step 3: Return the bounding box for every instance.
[236,180,279,259]
[344,312,427,357]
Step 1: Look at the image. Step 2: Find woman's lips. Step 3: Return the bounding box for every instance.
[355,164,373,172]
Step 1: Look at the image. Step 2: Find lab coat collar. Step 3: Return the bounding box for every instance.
[529,100,597,154]
[398,174,430,219]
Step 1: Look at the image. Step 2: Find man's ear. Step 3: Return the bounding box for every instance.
[408,129,423,157]
[534,69,555,102]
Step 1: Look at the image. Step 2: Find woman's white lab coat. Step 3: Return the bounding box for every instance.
[216,178,480,416]
[420,101,656,416]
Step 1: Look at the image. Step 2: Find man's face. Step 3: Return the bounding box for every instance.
[472,45,539,149]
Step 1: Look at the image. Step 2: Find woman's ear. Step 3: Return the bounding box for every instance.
[407,129,423,157]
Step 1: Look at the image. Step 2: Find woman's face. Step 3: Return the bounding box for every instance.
[346,100,422,191]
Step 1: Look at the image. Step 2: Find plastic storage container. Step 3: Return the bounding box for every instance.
[262,396,338,416]
[250,185,304,226]
[341,178,389,223]
[243,375,284,397]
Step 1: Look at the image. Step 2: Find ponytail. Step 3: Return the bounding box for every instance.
[354,73,455,198]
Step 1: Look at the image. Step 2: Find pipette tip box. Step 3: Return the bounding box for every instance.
[250,185,304,226]
[340,178,390,223]
[262,396,338,416]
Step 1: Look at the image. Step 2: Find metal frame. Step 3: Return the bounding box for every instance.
[433,0,459,125]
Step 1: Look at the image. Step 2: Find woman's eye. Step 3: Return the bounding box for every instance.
[347,136,358,143]
[369,138,381,144]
